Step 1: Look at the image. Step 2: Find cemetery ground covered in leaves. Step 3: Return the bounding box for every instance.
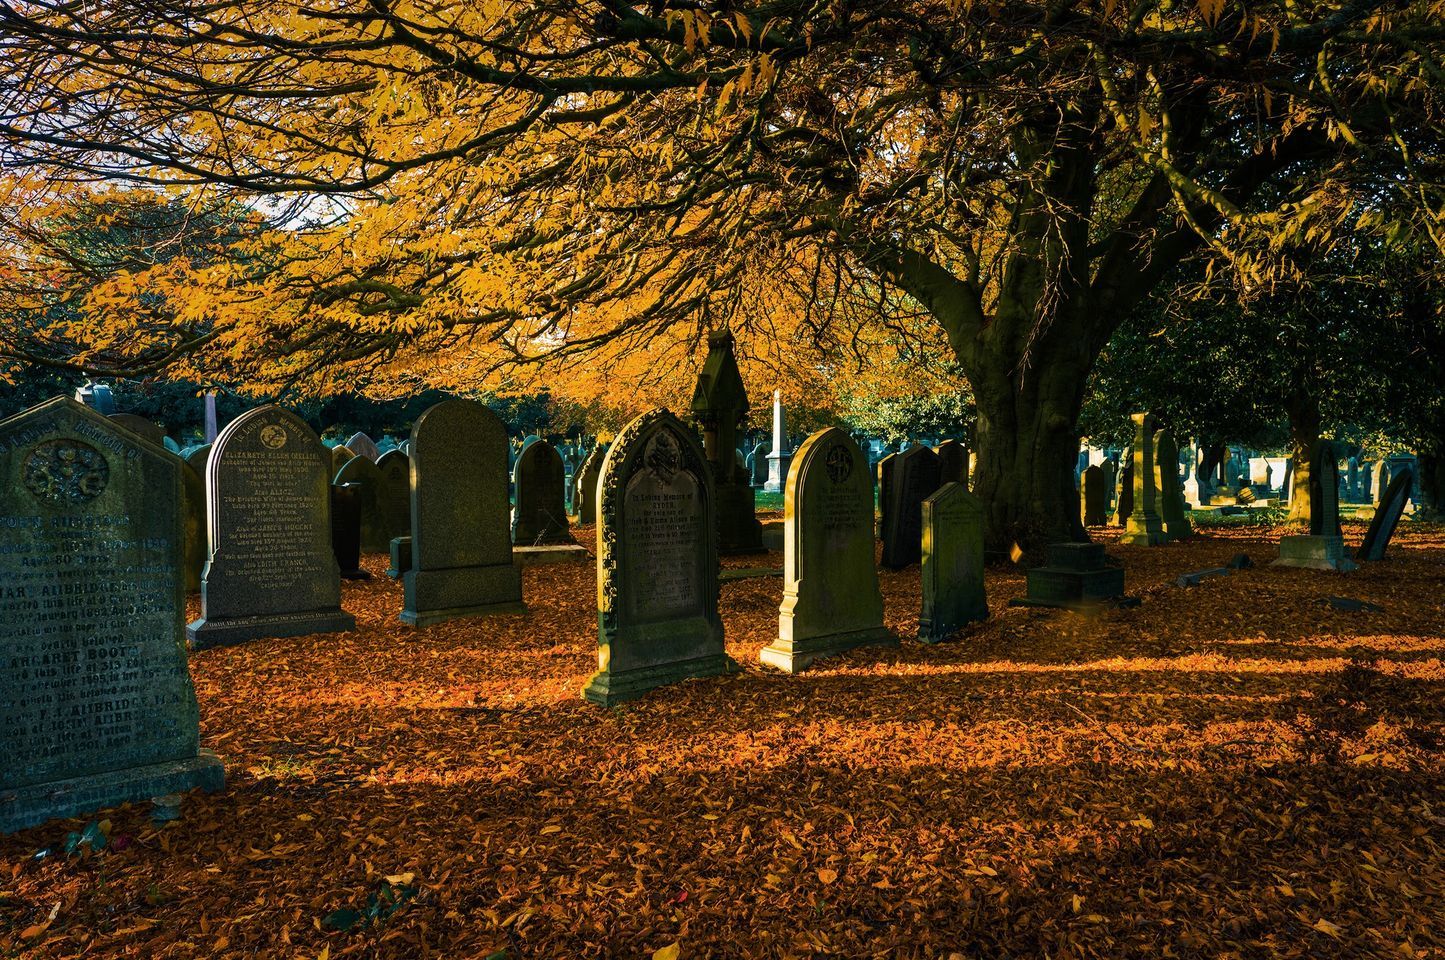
[2,522,1442,960]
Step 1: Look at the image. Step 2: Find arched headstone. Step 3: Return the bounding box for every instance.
[346,431,381,463]
[761,428,894,672]
[585,409,735,705]
[880,446,942,568]
[573,444,606,525]
[920,481,988,641]
[511,439,572,545]
[188,406,355,647]
[0,397,223,832]
[375,450,412,548]
[335,454,387,553]
[936,439,969,486]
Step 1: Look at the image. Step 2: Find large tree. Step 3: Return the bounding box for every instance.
[0,0,1439,548]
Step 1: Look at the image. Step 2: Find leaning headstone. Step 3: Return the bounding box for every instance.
[1273,440,1357,572]
[346,431,381,463]
[918,481,987,642]
[1155,430,1193,541]
[0,397,223,833]
[511,438,573,545]
[1080,465,1107,527]
[1357,467,1414,562]
[374,450,412,549]
[329,443,355,477]
[1120,414,1165,545]
[109,413,168,448]
[584,409,737,705]
[1010,543,1126,610]
[573,444,605,525]
[690,330,764,553]
[187,406,355,647]
[760,428,894,672]
[402,399,523,625]
[880,446,942,569]
[936,440,969,486]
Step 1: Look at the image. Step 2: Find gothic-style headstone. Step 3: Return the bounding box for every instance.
[402,400,523,625]
[585,409,736,705]
[1357,467,1414,562]
[760,429,894,672]
[879,446,942,569]
[1120,415,1165,545]
[690,331,764,552]
[511,438,573,545]
[1274,440,1357,571]
[919,482,987,642]
[374,449,411,549]
[1081,465,1107,526]
[187,406,355,647]
[346,431,381,463]
[573,444,605,525]
[1155,430,1193,541]
[0,397,223,833]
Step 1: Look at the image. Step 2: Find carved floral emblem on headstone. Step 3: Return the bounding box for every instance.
[23,439,110,504]
[260,425,288,449]
[825,443,852,484]
[643,430,681,484]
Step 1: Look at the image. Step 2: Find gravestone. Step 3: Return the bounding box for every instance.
[1155,430,1193,541]
[1273,440,1357,572]
[1080,465,1107,526]
[109,413,167,448]
[1120,415,1165,545]
[573,444,605,525]
[760,429,894,672]
[880,446,942,569]
[875,452,897,539]
[74,381,116,414]
[330,483,370,580]
[163,436,181,454]
[1102,458,1118,510]
[511,438,573,545]
[374,450,412,548]
[346,431,381,463]
[402,399,523,625]
[936,440,969,486]
[187,406,355,647]
[747,440,771,487]
[1357,467,1414,562]
[0,397,223,833]
[1372,461,1390,507]
[1112,460,1134,527]
[184,442,212,474]
[690,331,764,553]
[584,409,736,705]
[388,536,412,579]
[329,444,355,477]
[180,459,206,593]
[1011,543,1126,610]
[334,454,389,553]
[763,391,792,493]
[919,481,987,642]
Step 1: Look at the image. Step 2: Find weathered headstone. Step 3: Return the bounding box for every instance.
[1080,465,1107,526]
[1357,467,1414,562]
[329,443,355,477]
[0,397,223,833]
[374,449,411,549]
[880,446,942,569]
[936,440,969,486]
[402,399,523,625]
[760,429,894,672]
[334,453,389,553]
[346,431,381,463]
[1011,543,1126,610]
[1120,414,1165,546]
[584,409,736,705]
[573,444,605,525]
[187,406,355,647]
[690,331,764,553]
[511,438,573,545]
[1274,440,1357,571]
[919,481,987,642]
[1155,430,1193,541]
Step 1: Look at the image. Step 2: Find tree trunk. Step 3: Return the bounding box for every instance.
[1284,389,1321,524]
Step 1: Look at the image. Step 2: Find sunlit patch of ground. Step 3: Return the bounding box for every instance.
[1,523,1441,958]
